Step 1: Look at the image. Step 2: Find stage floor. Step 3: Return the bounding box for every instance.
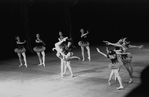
[0,44,149,97]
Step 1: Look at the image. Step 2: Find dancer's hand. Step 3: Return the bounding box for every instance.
[103,41,110,45]
[52,48,55,51]
[63,37,68,41]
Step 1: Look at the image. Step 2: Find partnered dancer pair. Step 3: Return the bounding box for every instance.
[14,34,46,67]
[104,37,143,83]
[53,31,80,77]
[96,37,143,89]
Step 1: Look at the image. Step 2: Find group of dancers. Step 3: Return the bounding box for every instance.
[14,33,46,68]
[14,29,143,90]
[97,38,143,89]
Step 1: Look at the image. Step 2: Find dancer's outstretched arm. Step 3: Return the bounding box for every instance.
[103,41,122,47]
[116,51,131,55]
[52,37,68,52]
[54,37,68,48]
[128,44,143,49]
[81,31,89,38]
[17,40,26,44]
[96,48,108,58]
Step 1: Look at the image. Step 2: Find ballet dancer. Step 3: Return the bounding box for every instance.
[14,36,27,68]
[33,33,46,67]
[52,37,68,77]
[62,38,80,77]
[104,37,143,83]
[96,47,125,90]
[78,29,91,61]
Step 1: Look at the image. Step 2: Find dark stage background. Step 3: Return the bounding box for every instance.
[0,0,149,60]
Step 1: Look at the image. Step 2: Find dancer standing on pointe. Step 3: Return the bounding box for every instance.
[53,37,68,77]
[33,33,46,67]
[96,47,127,90]
[14,36,27,68]
[62,38,80,78]
[53,37,80,77]
[104,37,143,83]
[78,29,91,61]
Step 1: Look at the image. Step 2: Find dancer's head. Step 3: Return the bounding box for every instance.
[108,50,117,58]
[118,38,123,44]
[80,29,84,34]
[15,36,20,41]
[59,31,63,36]
[122,37,130,45]
[36,33,40,38]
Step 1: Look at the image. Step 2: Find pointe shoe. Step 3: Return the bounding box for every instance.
[43,63,45,67]
[70,75,74,78]
[117,86,124,90]
[88,57,91,61]
[19,64,23,67]
[108,81,111,86]
[82,59,85,61]
[38,64,42,66]
[24,64,27,68]
[61,73,65,78]
[128,79,133,84]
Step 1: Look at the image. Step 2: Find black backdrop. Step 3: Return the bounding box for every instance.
[0,0,149,60]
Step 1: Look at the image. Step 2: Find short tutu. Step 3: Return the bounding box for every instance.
[108,62,121,69]
[33,46,46,52]
[78,41,89,47]
[14,48,26,53]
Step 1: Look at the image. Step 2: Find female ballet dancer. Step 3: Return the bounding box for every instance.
[104,37,143,83]
[78,29,91,61]
[96,47,124,90]
[14,36,27,68]
[33,33,46,67]
[62,38,80,78]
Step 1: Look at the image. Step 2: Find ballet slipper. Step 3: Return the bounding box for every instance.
[117,86,124,90]
[88,57,91,61]
[24,64,27,68]
[38,64,42,66]
[70,75,74,78]
[61,73,65,78]
[43,63,45,67]
[128,79,133,84]
[82,58,85,61]
[19,64,23,67]
[108,81,111,86]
